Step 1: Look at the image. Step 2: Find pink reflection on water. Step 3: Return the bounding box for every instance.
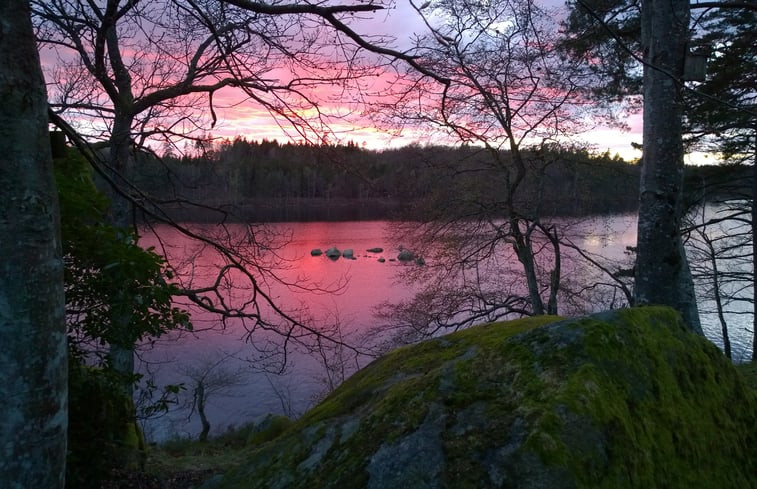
[136,214,751,441]
[137,221,419,440]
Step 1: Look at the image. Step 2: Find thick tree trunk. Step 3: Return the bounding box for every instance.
[96,114,136,382]
[0,1,67,487]
[752,131,756,361]
[103,115,145,467]
[105,115,136,229]
[635,0,702,334]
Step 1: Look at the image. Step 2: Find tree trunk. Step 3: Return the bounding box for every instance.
[103,114,146,467]
[697,229,732,358]
[678,240,703,334]
[92,113,136,384]
[104,115,136,376]
[0,1,67,487]
[635,0,702,333]
[752,130,756,361]
[545,226,561,316]
[512,220,546,315]
[195,384,211,443]
[105,114,136,229]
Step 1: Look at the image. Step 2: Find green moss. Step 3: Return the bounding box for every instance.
[302,315,557,426]
[213,308,757,489]
[542,308,757,488]
[736,361,757,390]
[246,415,293,446]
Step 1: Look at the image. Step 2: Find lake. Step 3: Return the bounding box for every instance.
[137,217,753,441]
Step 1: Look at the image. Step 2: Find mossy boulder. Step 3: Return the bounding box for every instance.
[208,307,757,488]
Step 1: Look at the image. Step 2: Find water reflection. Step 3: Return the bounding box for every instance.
[137,216,753,441]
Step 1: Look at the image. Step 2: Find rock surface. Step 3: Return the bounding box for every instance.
[207,307,757,489]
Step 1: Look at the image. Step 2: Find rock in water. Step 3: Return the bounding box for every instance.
[207,307,757,489]
[310,249,323,256]
[324,247,341,260]
[343,249,355,259]
[397,249,414,261]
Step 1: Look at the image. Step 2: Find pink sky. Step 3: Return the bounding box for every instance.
[199,1,654,161]
[39,0,714,164]
[209,86,646,160]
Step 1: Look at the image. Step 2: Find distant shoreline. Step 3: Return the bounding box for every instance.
[141,196,640,224]
[144,197,407,223]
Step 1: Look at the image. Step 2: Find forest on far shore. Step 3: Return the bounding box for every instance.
[128,137,746,222]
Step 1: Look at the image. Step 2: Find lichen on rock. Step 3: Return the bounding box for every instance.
[208,307,757,489]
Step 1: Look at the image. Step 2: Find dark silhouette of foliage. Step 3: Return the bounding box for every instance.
[56,149,191,487]
[133,139,641,222]
[685,7,756,162]
[57,150,191,361]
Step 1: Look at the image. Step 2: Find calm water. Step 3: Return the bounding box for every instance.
[137,217,752,441]
[138,221,427,441]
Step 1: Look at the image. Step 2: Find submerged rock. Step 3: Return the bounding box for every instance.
[209,307,757,488]
[367,248,383,253]
[310,248,323,256]
[343,249,355,259]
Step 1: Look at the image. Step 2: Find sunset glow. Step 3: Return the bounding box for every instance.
[36,0,715,164]
[182,2,657,161]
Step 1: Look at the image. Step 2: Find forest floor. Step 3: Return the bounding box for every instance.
[101,422,257,489]
[102,469,216,489]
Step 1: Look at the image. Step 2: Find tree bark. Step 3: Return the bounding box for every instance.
[512,220,546,315]
[752,130,756,361]
[104,114,144,467]
[0,1,67,487]
[706,237,732,359]
[195,384,211,443]
[635,0,702,334]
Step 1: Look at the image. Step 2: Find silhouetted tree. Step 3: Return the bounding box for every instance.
[33,0,446,393]
[561,0,757,345]
[374,0,603,338]
[180,351,248,442]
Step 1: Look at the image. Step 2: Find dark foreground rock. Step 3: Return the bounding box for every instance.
[205,307,757,489]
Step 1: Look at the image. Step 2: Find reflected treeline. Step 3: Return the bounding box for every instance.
[129,137,744,222]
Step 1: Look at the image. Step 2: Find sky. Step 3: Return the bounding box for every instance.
[210,89,650,161]
[186,1,636,158]
[38,0,715,165]
[199,1,713,165]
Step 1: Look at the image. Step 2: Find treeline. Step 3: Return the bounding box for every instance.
[128,137,739,222]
